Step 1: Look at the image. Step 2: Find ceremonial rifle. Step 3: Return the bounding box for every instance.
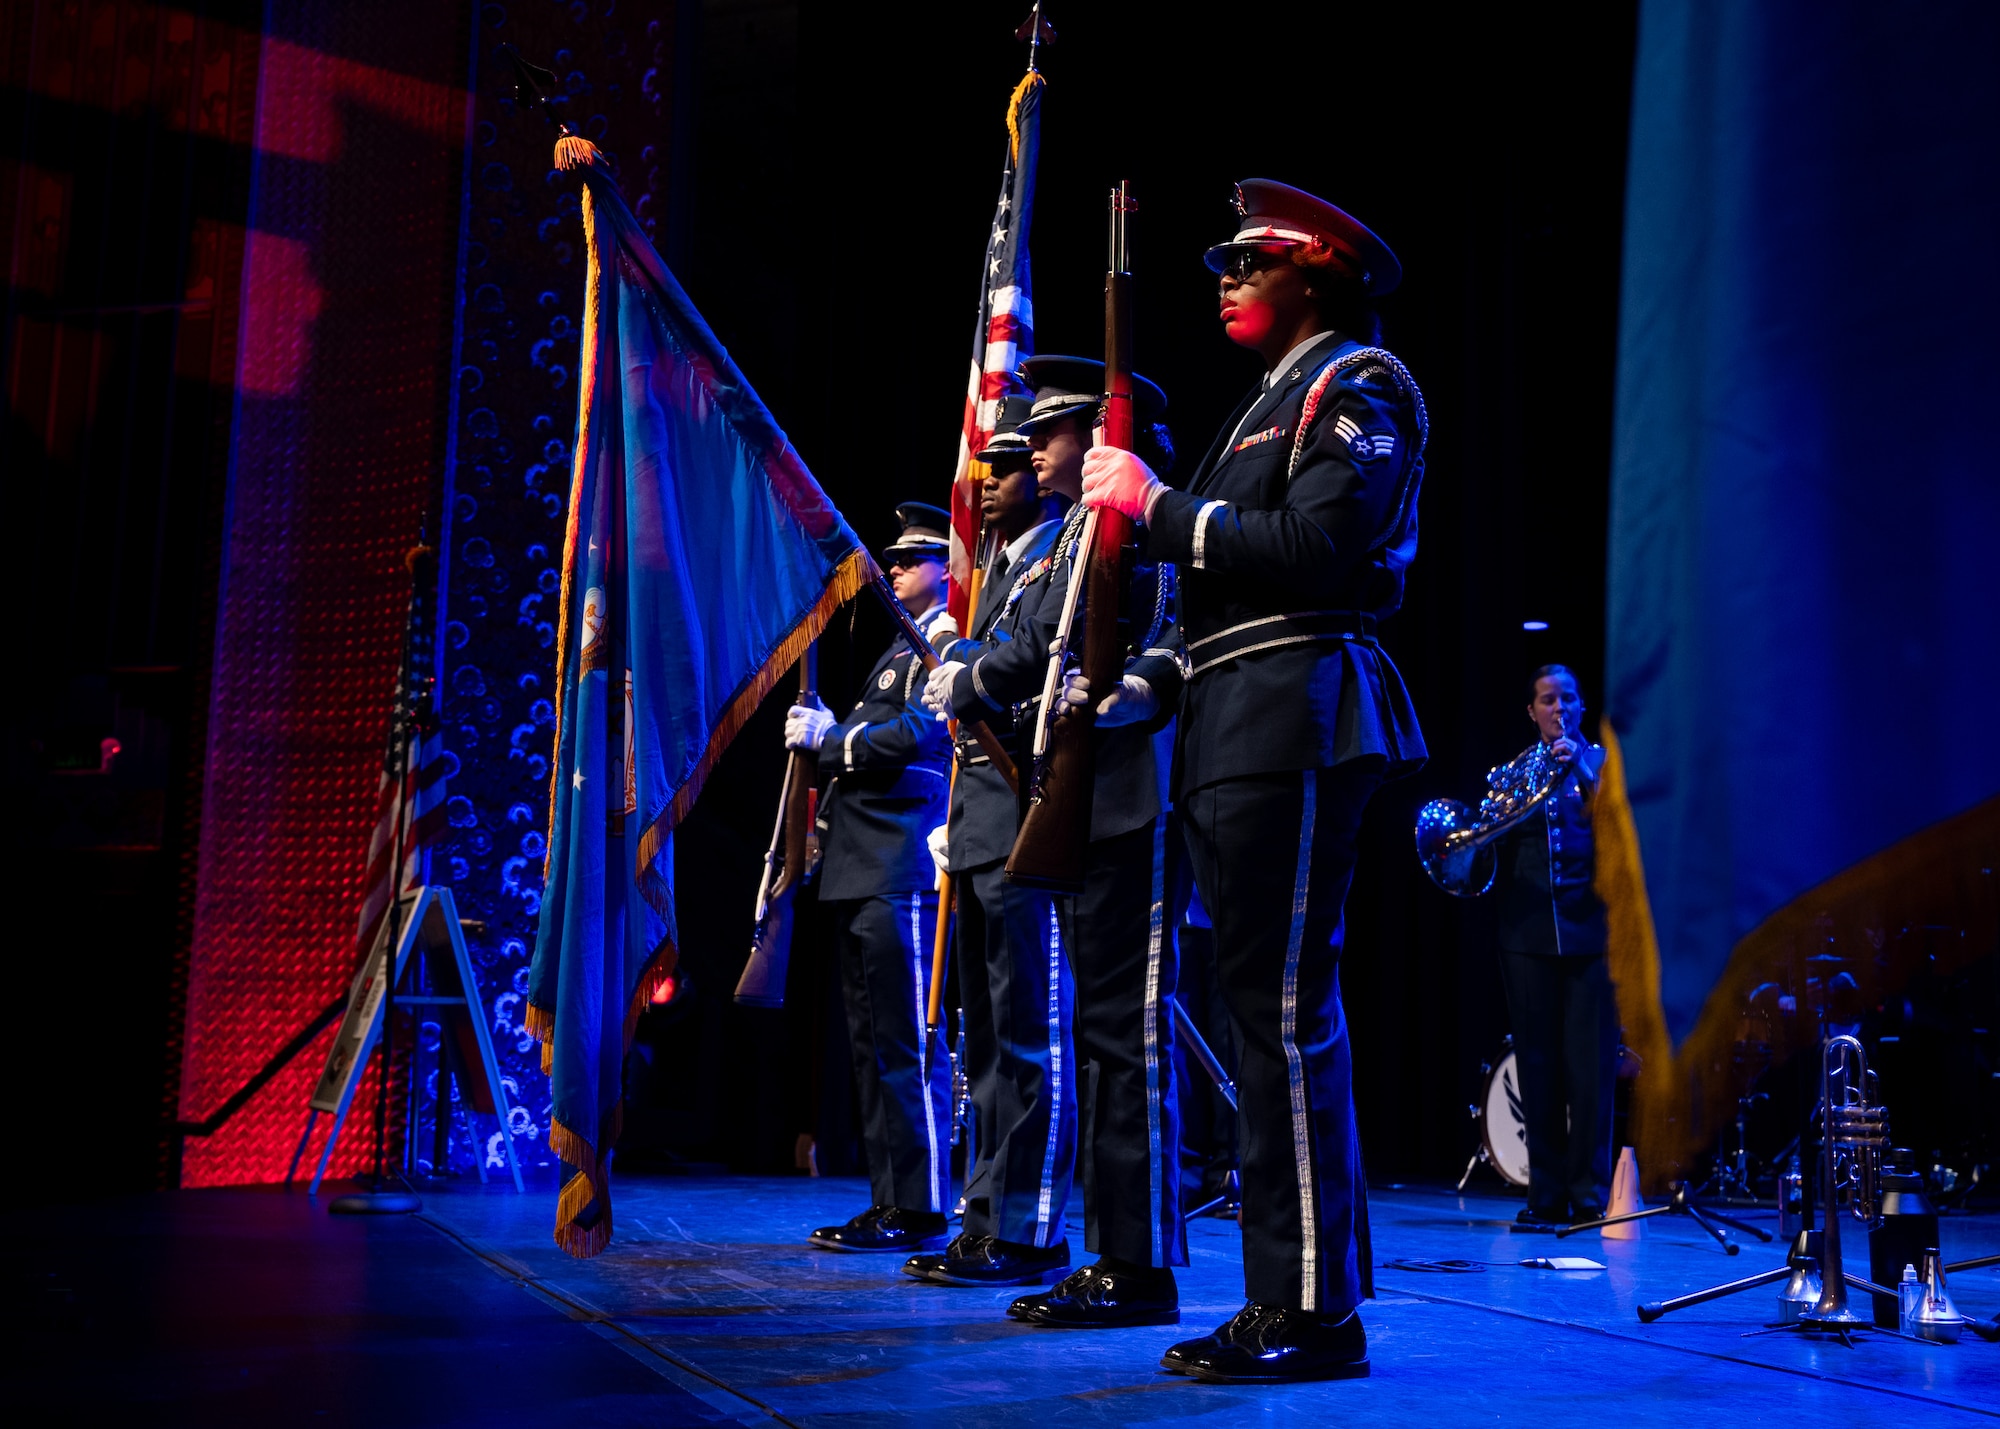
[734,651,820,1006]
[1006,181,1138,894]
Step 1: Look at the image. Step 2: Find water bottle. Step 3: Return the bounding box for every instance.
[1897,1263,1921,1333]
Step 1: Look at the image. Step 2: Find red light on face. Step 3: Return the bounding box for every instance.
[650,976,677,1006]
[1220,297,1275,350]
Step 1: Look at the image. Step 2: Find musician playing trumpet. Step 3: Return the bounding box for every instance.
[1496,664,1617,1231]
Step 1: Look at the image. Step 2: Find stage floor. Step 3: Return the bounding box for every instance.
[29,1176,2000,1425]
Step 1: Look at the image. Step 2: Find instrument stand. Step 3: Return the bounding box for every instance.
[1560,1181,1774,1256]
[1170,997,1242,1220]
[1629,1228,1884,1337]
[1189,1169,1242,1221]
[1457,1144,1504,1194]
[1693,1093,1767,1205]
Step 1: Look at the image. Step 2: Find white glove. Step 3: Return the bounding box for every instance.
[784,703,833,750]
[1081,446,1166,523]
[922,661,965,717]
[926,824,950,878]
[1056,672,1157,728]
[929,614,960,643]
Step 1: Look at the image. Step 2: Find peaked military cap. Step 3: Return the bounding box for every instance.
[1203,178,1401,296]
[975,394,1036,463]
[1014,355,1167,437]
[884,501,950,565]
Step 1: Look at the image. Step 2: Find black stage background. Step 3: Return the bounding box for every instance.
[635,0,1639,1183]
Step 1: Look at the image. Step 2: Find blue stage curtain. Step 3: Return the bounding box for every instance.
[1604,0,2000,1049]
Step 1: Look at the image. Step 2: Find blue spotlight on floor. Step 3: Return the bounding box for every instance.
[1522,620,1550,631]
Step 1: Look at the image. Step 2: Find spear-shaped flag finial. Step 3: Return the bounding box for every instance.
[1015,4,1055,70]
[495,43,573,136]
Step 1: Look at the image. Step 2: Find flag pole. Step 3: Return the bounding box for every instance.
[926,11,1051,1029]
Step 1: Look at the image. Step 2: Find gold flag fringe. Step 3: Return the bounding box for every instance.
[542,179,608,885]
[549,1114,613,1258]
[1005,68,1043,165]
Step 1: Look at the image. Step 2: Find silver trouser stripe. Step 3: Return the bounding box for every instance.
[843,723,861,772]
[1191,500,1228,569]
[1142,815,1168,1267]
[1283,772,1320,1306]
[1034,903,1066,1247]
[912,891,942,1212]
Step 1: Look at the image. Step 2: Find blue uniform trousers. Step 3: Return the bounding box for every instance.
[831,892,951,1214]
[1181,761,1382,1313]
[1063,816,1188,1269]
[956,857,1074,1249]
[1498,948,1618,1216]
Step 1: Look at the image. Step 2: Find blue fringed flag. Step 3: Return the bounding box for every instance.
[527,137,874,1256]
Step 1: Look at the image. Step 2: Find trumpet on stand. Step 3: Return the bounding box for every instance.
[1623,1034,1904,1334]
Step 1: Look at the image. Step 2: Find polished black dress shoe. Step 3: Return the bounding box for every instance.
[903,1231,980,1281]
[810,1205,948,1253]
[1568,1202,1607,1227]
[1014,1258,1179,1328]
[1511,1205,1568,1232]
[926,1235,1069,1287]
[1162,1303,1368,1383]
[808,1205,887,1250]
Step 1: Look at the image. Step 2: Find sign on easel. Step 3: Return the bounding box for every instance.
[288,885,524,1195]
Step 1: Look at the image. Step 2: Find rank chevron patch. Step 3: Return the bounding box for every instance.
[1333,413,1396,461]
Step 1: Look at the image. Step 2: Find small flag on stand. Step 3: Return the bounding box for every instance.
[947,62,1042,622]
[528,136,875,1257]
[354,554,450,960]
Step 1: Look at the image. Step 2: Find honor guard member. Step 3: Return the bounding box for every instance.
[906,399,1078,1288]
[924,357,1191,1328]
[1080,179,1429,1383]
[791,503,955,1255]
[1493,665,1616,1230]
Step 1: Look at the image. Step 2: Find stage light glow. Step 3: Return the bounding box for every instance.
[1522,621,1550,631]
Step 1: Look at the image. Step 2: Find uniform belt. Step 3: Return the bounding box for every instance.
[1186,610,1375,678]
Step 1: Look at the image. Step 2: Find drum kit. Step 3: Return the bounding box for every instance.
[1459,1038,1533,1192]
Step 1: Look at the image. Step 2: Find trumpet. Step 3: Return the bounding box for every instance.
[1801,1032,1891,1326]
[1414,726,1586,897]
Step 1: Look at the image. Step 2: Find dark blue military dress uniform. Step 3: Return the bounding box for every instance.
[1493,745,1616,1219]
[816,599,954,1217]
[1141,330,1427,1315]
[934,521,1077,1254]
[944,499,1191,1274]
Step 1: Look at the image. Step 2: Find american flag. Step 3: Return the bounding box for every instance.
[948,65,1042,625]
[353,594,451,959]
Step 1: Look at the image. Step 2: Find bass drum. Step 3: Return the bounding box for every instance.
[1478,1047,1532,1188]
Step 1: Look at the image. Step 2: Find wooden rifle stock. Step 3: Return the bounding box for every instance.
[735,652,818,1006]
[1007,182,1138,894]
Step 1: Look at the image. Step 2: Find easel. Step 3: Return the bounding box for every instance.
[287,885,525,1195]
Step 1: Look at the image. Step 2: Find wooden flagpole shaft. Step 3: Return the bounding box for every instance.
[925,554,987,1034]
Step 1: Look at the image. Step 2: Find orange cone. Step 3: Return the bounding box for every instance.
[1601,1146,1643,1240]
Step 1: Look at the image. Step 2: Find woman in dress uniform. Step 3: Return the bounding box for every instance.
[1079,178,1428,1384]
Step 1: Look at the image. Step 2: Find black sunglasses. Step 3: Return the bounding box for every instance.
[1219,247,1289,283]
